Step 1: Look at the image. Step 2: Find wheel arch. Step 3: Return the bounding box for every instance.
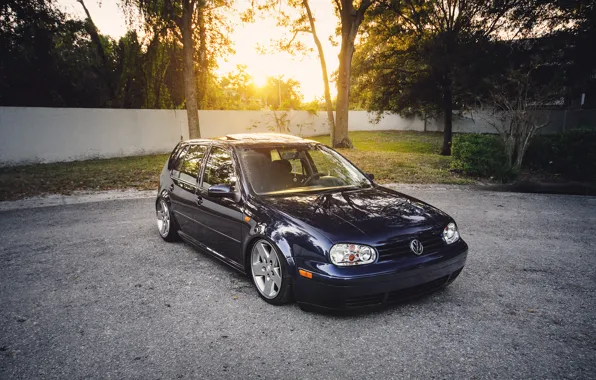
[243,234,297,276]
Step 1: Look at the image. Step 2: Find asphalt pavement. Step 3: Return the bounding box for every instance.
[1,185,595,379]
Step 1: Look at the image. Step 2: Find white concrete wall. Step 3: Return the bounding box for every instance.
[0,107,189,165]
[0,107,424,165]
[1,107,577,166]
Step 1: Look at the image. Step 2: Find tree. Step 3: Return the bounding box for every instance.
[333,0,377,148]
[302,0,335,140]
[77,0,115,100]
[124,0,234,137]
[123,0,201,138]
[0,0,112,107]
[477,37,566,172]
[351,0,551,155]
[543,0,595,108]
[254,1,336,140]
[260,77,303,110]
[481,69,559,172]
[0,0,192,109]
[254,0,376,147]
[219,64,261,110]
[218,65,304,110]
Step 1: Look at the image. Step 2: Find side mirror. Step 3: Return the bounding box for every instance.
[208,184,234,198]
[366,173,375,181]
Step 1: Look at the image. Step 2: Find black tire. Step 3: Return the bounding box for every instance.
[249,239,292,305]
[156,197,180,242]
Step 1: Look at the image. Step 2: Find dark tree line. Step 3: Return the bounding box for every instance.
[350,0,595,155]
[0,0,195,109]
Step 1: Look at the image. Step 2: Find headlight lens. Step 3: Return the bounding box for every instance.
[443,222,460,244]
[329,244,377,266]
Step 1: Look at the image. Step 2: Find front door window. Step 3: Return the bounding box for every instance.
[201,147,236,191]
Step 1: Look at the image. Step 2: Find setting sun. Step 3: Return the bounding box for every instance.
[57,0,339,101]
[251,72,269,88]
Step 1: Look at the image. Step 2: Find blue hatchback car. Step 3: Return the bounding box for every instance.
[156,133,468,310]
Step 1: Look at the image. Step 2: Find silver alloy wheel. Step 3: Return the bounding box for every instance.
[251,240,283,299]
[156,199,170,237]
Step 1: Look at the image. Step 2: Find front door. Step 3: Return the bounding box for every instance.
[196,146,244,265]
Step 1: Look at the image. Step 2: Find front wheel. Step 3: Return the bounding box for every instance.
[156,198,180,242]
[250,239,292,305]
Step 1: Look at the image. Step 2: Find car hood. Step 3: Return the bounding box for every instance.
[262,186,451,244]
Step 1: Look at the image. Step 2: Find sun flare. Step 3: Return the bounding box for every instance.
[251,72,268,88]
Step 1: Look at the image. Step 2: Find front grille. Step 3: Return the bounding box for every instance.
[345,294,385,308]
[376,230,445,261]
[385,275,449,304]
[343,275,450,309]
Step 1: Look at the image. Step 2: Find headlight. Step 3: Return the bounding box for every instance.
[443,222,460,244]
[329,244,377,266]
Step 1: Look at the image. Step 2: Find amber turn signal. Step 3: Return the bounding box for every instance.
[298,269,313,279]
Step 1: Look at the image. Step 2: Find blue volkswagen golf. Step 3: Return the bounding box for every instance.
[156,133,468,310]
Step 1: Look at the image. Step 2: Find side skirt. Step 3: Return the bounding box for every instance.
[178,231,246,274]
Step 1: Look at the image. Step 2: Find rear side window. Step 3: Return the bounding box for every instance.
[168,143,186,170]
[172,146,189,174]
[178,145,208,184]
[201,147,236,190]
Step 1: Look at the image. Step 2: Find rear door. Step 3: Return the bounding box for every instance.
[195,146,244,264]
[169,144,209,236]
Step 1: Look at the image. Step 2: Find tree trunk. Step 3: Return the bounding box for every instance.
[197,7,208,109]
[77,0,114,100]
[440,85,453,156]
[334,0,372,148]
[334,32,355,148]
[182,0,200,138]
[303,0,335,140]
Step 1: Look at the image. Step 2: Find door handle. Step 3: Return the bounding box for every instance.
[169,183,174,192]
[196,195,203,205]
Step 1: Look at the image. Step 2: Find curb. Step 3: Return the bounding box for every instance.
[0,189,156,212]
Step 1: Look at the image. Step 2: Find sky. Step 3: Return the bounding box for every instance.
[57,0,340,101]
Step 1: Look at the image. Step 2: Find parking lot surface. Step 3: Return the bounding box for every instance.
[1,186,595,379]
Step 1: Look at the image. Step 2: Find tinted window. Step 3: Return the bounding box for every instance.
[237,145,371,195]
[178,144,208,184]
[201,147,235,189]
[168,143,186,170]
[173,146,189,173]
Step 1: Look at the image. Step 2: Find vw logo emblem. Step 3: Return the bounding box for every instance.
[410,239,424,255]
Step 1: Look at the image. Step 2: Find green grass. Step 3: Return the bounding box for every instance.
[0,154,169,201]
[0,131,471,201]
[311,131,471,185]
[312,131,444,154]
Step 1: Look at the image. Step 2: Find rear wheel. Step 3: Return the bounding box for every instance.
[156,198,180,242]
[250,239,292,305]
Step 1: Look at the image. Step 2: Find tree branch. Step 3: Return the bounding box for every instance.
[333,0,342,14]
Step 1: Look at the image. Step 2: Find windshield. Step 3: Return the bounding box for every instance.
[237,144,371,195]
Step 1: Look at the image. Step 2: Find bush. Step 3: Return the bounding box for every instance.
[451,134,514,181]
[524,129,596,182]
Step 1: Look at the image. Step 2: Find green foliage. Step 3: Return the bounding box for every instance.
[524,129,596,182]
[217,65,304,110]
[451,134,515,181]
[0,0,188,109]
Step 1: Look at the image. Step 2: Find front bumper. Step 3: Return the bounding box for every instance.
[293,242,468,310]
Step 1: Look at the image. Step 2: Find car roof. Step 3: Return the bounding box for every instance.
[184,133,320,146]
